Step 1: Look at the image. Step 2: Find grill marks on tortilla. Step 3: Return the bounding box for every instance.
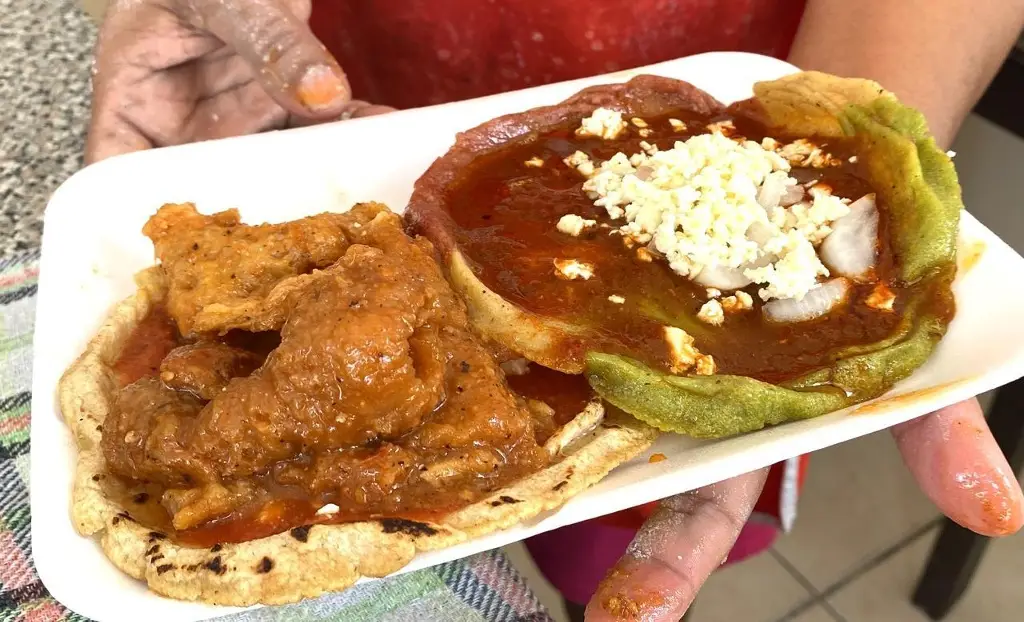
[379,518,438,537]
[204,556,227,575]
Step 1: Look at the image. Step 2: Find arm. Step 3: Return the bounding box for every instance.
[788,0,1024,148]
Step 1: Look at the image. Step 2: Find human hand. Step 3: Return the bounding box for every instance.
[86,0,393,164]
[586,397,1024,621]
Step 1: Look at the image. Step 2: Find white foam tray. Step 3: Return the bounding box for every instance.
[31,52,1024,622]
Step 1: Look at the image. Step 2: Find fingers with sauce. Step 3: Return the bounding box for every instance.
[586,468,769,621]
[893,398,1024,536]
[87,0,365,163]
[187,0,350,116]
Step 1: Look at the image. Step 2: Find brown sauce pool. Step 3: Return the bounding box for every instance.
[443,111,906,383]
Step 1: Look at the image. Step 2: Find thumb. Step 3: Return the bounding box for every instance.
[586,468,768,621]
[187,0,351,118]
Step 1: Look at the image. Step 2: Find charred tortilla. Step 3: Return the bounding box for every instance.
[58,208,656,606]
[408,72,961,438]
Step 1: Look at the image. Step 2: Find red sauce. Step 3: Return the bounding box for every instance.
[179,499,319,547]
[444,111,905,383]
[177,497,446,547]
[111,307,180,386]
[507,363,594,426]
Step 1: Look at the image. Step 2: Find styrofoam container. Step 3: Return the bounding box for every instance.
[31,52,1024,622]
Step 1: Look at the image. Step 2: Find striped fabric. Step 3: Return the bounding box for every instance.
[0,251,554,622]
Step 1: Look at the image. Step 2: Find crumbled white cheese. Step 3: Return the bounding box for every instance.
[664,326,697,372]
[315,504,340,516]
[500,358,531,375]
[556,214,596,237]
[524,156,545,168]
[577,108,627,140]
[721,290,754,312]
[564,150,596,177]
[669,118,687,132]
[706,120,736,136]
[865,282,896,311]
[639,128,653,138]
[631,117,649,128]
[946,150,957,158]
[706,287,722,299]
[697,299,725,325]
[608,294,626,304]
[694,354,717,376]
[581,132,854,300]
[778,138,841,168]
[554,259,594,280]
[663,326,716,375]
[766,184,850,245]
[639,141,658,155]
[745,231,830,300]
[848,155,858,164]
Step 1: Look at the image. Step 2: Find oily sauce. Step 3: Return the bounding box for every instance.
[444,111,905,383]
[112,307,180,386]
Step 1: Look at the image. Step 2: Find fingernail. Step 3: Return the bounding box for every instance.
[297,65,348,113]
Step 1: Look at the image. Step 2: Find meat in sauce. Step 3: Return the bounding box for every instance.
[103,204,558,544]
[159,342,263,400]
[144,203,364,335]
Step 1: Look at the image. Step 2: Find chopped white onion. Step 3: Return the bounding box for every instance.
[762,278,850,323]
[780,185,805,207]
[500,358,530,376]
[757,175,787,209]
[694,264,752,290]
[315,504,340,516]
[694,248,776,291]
[820,194,878,281]
[746,221,775,246]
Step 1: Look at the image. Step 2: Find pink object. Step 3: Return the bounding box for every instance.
[524,515,779,606]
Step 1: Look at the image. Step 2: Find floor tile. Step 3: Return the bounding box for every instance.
[786,604,840,622]
[828,529,936,621]
[507,542,812,622]
[687,551,813,622]
[945,531,1024,622]
[772,431,939,590]
[503,542,570,622]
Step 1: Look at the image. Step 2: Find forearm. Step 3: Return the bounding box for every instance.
[788,0,1024,148]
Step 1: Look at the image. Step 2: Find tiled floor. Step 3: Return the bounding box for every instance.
[505,114,1024,622]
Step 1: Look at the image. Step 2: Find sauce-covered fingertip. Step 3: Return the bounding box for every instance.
[297,64,350,114]
[965,473,1024,537]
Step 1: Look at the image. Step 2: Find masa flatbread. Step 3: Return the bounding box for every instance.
[58,267,656,606]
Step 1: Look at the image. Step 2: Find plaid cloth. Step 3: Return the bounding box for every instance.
[0,251,555,622]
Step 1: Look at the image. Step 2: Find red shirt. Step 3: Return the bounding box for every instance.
[311,0,806,108]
